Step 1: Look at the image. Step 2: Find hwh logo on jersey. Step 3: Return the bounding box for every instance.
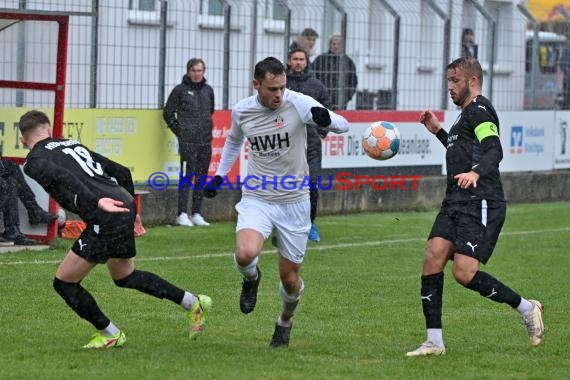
[248,132,290,151]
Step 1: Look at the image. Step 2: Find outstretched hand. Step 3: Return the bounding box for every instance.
[311,107,332,127]
[419,109,442,134]
[98,198,130,213]
[204,175,223,199]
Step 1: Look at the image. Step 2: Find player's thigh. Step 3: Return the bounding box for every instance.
[428,207,456,243]
[455,200,506,264]
[235,197,274,239]
[235,228,265,262]
[422,237,454,275]
[272,200,311,264]
[235,198,273,261]
[56,249,97,282]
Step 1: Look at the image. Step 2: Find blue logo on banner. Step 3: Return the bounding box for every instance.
[510,126,523,154]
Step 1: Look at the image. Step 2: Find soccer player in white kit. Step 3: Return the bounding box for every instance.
[204,57,348,347]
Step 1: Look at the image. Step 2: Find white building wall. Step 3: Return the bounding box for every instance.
[0,0,531,111]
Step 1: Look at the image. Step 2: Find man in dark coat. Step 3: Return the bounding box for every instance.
[312,33,358,110]
[163,58,215,227]
[287,48,331,242]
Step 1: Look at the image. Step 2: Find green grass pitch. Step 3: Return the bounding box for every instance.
[0,202,568,379]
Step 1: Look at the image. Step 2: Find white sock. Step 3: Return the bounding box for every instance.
[101,322,120,337]
[279,280,304,322]
[427,328,444,347]
[516,298,533,315]
[277,316,292,328]
[180,291,197,310]
[234,254,259,280]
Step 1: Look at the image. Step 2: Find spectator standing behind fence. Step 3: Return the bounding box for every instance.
[312,33,358,110]
[289,28,319,61]
[559,45,570,110]
[163,58,215,227]
[461,28,478,58]
[286,47,330,242]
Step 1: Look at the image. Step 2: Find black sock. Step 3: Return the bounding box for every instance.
[465,271,521,308]
[53,277,110,330]
[114,270,185,304]
[421,272,444,329]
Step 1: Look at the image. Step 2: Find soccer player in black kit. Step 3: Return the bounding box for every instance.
[18,110,212,349]
[406,57,544,356]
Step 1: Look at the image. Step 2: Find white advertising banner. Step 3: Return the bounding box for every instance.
[554,112,570,169]
[238,110,564,177]
[239,111,447,176]
[443,111,556,173]
[320,111,446,168]
[499,111,554,172]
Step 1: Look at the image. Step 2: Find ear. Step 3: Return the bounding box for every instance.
[469,75,478,88]
[253,79,260,91]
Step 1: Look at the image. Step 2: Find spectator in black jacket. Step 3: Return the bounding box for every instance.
[312,33,358,110]
[1,158,57,225]
[286,47,331,242]
[163,58,215,227]
[0,163,36,246]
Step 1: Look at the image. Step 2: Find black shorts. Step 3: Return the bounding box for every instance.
[428,200,506,264]
[71,209,136,264]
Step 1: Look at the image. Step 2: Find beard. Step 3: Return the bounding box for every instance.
[453,85,471,106]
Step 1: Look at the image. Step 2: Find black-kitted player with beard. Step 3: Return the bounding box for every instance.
[406,57,544,357]
[18,110,212,349]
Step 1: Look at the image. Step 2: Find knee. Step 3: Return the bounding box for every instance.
[234,249,256,267]
[53,277,78,297]
[280,273,301,294]
[113,270,136,287]
[452,265,476,286]
[422,247,445,274]
[235,244,260,266]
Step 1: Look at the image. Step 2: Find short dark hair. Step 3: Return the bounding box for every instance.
[448,57,483,86]
[187,57,206,72]
[301,28,319,37]
[19,110,51,138]
[254,57,286,82]
[287,47,309,62]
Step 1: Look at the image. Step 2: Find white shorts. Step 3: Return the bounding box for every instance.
[235,197,311,264]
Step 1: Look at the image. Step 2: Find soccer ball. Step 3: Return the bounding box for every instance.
[361,121,401,160]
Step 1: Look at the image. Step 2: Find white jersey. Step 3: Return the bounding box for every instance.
[217,89,348,203]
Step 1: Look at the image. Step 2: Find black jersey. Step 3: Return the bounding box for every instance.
[23,138,135,225]
[440,95,505,203]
